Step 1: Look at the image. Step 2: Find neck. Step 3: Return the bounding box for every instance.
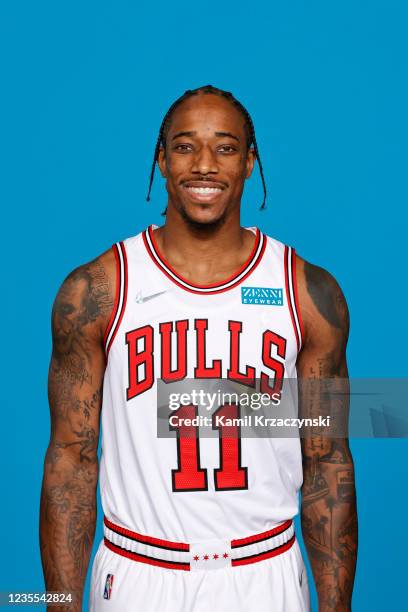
[157,207,246,263]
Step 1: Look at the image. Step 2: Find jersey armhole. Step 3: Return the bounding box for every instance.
[284,246,305,352]
[103,241,128,357]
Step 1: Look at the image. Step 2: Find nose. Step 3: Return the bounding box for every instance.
[191,145,219,175]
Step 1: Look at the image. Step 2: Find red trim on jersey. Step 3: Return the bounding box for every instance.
[284,246,301,351]
[105,241,128,356]
[104,538,190,571]
[148,224,261,288]
[103,244,121,349]
[142,226,266,295]
[104,516,190,551]
[291,248,305,346]
[231,534,296,567]
[231,519,292,549]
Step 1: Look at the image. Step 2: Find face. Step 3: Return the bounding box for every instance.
[157,94,256,226]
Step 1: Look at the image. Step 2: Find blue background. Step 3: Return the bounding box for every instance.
[1,0,407,609]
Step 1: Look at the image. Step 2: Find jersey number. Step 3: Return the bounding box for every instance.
[170,404,248,491]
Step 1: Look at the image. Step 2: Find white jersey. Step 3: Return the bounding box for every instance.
[100,225,304,544]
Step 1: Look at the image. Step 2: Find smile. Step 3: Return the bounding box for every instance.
[184,186,223,194]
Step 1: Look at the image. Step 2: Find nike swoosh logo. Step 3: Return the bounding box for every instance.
[135,290,167,303]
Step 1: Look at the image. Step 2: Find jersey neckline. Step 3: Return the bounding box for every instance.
[142,225,267,295]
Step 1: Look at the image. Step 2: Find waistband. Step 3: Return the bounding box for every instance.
[103,516,295,572]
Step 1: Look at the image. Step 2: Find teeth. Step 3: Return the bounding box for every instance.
[186,186,222,194]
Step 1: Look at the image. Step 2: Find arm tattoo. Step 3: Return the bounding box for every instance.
[301,438,358,611]
[40,255,113,610]
[299,262,357,611]
[304,261,349,332]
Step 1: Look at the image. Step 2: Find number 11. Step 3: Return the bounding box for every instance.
[170,404,248,492]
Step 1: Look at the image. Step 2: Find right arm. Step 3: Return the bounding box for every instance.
[39,249,115,611]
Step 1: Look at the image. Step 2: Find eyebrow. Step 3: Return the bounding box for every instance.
[171,130,240,142]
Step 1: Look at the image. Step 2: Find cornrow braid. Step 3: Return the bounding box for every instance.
[146,85,267,212]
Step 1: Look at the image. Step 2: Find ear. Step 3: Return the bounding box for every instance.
[245,147,256,179]
[157,147,167,178]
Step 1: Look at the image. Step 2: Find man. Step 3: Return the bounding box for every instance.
[40,85,357,611]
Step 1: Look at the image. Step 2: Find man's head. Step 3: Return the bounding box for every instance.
[147,85,266,227]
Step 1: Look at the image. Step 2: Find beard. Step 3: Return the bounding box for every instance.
[177,201,228,234]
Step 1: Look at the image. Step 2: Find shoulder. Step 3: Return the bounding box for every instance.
[295,252,349,348]
[52,247,117,342]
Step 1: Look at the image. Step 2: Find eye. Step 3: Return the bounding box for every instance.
[218,145,236,153]
[173,144,193,152]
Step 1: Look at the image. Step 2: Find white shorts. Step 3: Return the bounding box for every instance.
[89,519,310,612]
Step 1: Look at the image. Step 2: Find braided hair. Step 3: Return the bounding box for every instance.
[146,85,267,213]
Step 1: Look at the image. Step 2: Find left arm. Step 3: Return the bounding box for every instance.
[296,256,358,611]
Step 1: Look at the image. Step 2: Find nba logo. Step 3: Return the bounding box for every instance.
[103,574,114,600]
